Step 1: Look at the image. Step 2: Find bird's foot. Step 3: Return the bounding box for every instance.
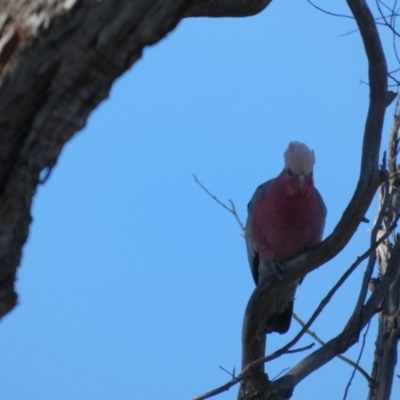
[270,262,284,280]
[259,261,284,281]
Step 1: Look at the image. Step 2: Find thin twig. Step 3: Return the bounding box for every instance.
[340,28,360,37]
[191,375,241,400]
[191,343,313,400]
[192,174,245,232]
[388,73,400,87]
[292,313,372,382]
[219,365,235,378]
[271,367,290,381]
[307,0,355,19]
[376,0,400,38]
[307,0,388,28]
[285,342,315,353]
[339,13,397,37]
[342,321,371,400]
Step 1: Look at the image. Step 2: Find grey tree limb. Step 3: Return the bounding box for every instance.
[192,200,398,400]
[266,241,399,396]
[291,313,372,383]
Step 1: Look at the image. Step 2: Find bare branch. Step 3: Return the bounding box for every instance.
[192,375,242,400]
[241,215,397,373]
[375,0,400,38]
[388,73,400,86]
[192,174,245,232]
[292,313,372,383]
[219,365,235,378]
[192,342,313,400]
[307,0,355,19]
[268,237,400,394]
[271,368,290,381]
[368,104,400,400]
[347,165,392,347]
[342,321,371,400]
[184,0,272,17]
[368,272,400,400]
[340,28,360,37]
[285,343,315,354]
[193,223,398,400]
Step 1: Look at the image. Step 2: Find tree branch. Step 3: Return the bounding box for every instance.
[292,313,372,383]
[193,221,397,400]
[184,0,272,18]
[192,174,245,232]
[267,238,400,395]
[342,321,371,400]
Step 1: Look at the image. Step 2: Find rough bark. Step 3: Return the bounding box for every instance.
[0,0,273,319]
[184,0,272,17]
[368,108,400,400]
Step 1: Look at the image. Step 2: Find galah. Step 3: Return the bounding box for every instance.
[245,141,326,334]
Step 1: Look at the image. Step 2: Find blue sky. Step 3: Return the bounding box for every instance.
[0,1,399,399]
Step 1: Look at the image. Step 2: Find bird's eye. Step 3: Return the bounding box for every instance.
[287,168,294,176]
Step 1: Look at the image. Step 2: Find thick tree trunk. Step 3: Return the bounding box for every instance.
[0,0,274,319]
[0,0,186,317]
[368,314,399,400]
[368,116,400,400]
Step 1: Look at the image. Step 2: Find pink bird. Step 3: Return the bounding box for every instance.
[245,141,326,334]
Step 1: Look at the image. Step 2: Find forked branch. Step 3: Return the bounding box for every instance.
[238,0,395,398]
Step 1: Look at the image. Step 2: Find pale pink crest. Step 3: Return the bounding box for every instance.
[284,141,315,175]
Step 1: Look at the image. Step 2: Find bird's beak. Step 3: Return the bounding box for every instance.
[298,174,305,191]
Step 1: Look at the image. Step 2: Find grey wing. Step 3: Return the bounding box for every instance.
[245,179,274,284]
[315,188,327,238]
